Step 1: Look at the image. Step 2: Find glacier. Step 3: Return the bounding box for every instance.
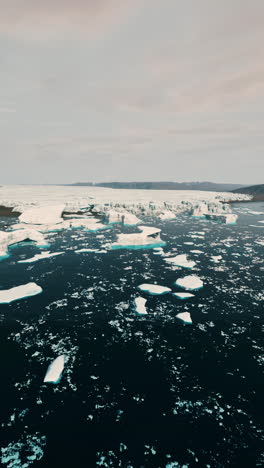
[0,282,42,304]
[138,284,172,295]
[43,355,65,384]
[0,185,249,224]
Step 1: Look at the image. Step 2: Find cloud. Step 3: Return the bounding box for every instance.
[0,0,135,37]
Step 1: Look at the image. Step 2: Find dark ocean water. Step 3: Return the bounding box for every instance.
[0,202,263,468]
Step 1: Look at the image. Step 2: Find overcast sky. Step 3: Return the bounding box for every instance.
[0,0,263,184]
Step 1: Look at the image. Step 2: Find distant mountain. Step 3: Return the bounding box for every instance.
[231,184,264,200]
[71,181,245,192]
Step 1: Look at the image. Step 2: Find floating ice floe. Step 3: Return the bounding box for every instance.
[75,248,107,253]
[176,312,192,324]
[111,226,165,250]
[0,282,42,304]
[165,254,196,269]
[255,239,264,246]
[134,297,148,315]
[157,210,176,220]
[43,355,65,384]
[18,251,63,263]
[138,284,171,295]
[173,292,195,300]
[105,210,141,225]
[175,275,203,291]
[19,204,65,225]
[0,229,46,258]
[190,250,203,254]
[192,202,238,224]
[211,255,222,263]
[66,218,108,231]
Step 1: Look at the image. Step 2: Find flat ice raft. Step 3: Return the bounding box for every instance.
[111,226,165,249]
[44,355,65,384]
[138,284,171,295]
[173,292,195,299]
[0,282,42,304]
[165,254,196,269]
[18,251,63,263]
[134,297,148,315]
[176,312,192,324]
[175,275,203,291]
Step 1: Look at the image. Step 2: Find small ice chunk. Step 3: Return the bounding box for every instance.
[134,297,148,315]
[211,255,222,263]
[173,292,195,300]
[166,254,196,269]
[75,248,107,253]
[175,275,203,291]
[0,282,42,304]
[176,312,192,324]
[18,251,63,263]
[138,284,171,295]
[43,355,65,384]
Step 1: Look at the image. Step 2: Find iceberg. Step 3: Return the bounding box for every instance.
[175,275,203,291]
[157,210,176,220]
[176,312,192,324]
[173,292,195,299]
[43,355,65,384]
[18,251,63,263]
[19,204,65,225]
[111,226,165,250]
[134,297,148,315]
[138,284,171,295]
[0,282,42,304]
[105,210,141,226]
[0,229,46,257]
[66,218,108,231]
[165,254,196,269]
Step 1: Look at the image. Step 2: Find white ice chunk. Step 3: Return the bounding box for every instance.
[43,355,65,384]
[134,297,148,315]
[176,312,192,324]
[19,204,65,225]
[211,255,222,263]
[18,251,63,263]
[0,282,42,304]
[166,254,196,269]
[65,218,107,231]
[0,229,46,257]
[112,225,165,249]
[105,210,141,225]
[138,284,171,295]
[173,292,195,299]
[157,210,176,220]
[75,248,107,253]
[175,275,203,291]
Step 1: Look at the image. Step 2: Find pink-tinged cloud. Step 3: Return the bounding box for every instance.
[0,0,136,37]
